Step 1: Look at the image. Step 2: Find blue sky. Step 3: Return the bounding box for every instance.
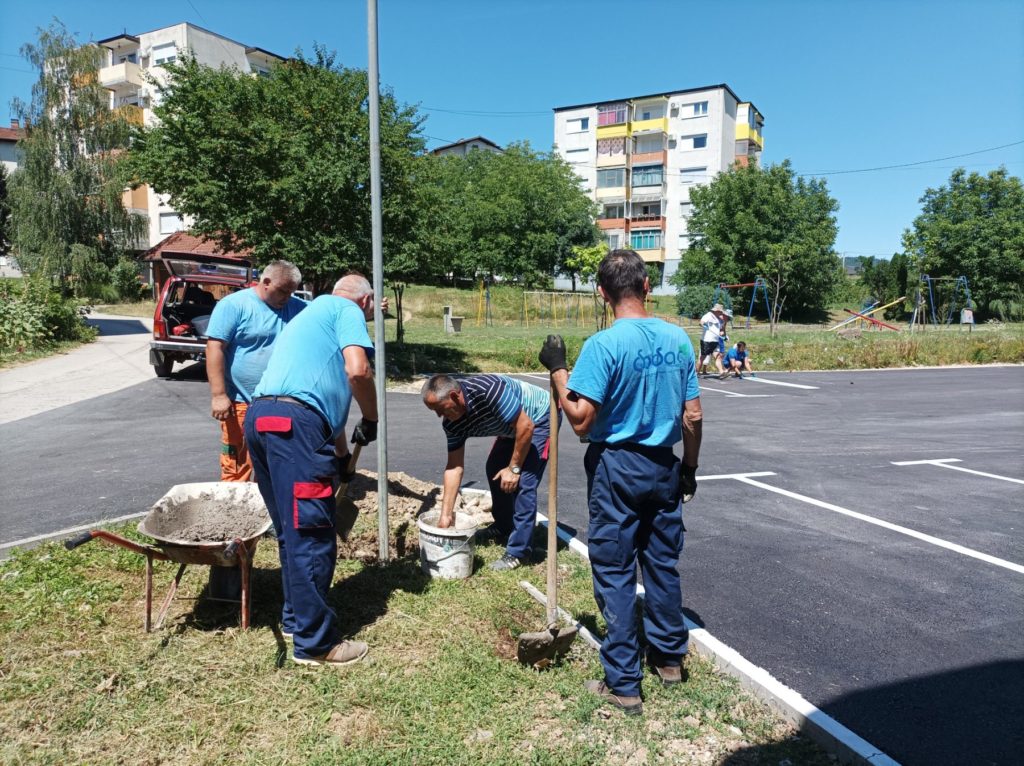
[2,0,1021,260]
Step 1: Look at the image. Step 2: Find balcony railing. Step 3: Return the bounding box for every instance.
[597,217,627,231]
[735,123,764,148]
[114,104,144,126]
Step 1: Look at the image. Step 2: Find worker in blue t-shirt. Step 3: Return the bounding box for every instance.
[721,341,755,379]
[539,249,703,717]
[244,274,381,668]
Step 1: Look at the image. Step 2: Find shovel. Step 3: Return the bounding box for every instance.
[517,376,577,667]
[335,444,362,542]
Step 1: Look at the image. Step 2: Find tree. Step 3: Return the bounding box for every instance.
[411,144,599,286]
[857,253,910,318]
[131,47,426,293]
[902,167,1024,319]
[669,161,840,332]
[564,242,608,328]
[0,163,10,256]
[8,20,145,295]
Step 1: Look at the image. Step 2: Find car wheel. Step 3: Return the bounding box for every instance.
[153,354,174,378]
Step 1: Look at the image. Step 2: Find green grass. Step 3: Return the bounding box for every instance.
[92,301,156,318]
[0,517,831,765]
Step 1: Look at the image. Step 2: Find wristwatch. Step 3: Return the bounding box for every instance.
[509,465,521,475]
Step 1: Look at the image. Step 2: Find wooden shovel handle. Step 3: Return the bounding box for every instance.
[546,376,559,627]
[335,443,362,500]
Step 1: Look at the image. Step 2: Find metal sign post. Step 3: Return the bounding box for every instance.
[367,0,389,561]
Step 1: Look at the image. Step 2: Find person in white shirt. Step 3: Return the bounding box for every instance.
[697,303,728,376]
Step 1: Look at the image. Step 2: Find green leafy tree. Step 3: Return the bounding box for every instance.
[902,167,1024,319]
[131,46,425,293]
[412,144,599,286]
[0,163,10,255]
[564,242,608,328]
[857,253,911,318]
[8,20,145,295]
[670,161,840,332]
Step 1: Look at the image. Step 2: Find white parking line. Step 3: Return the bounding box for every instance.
[891,458,1024,485]
[735,476,1024,575]
[0,511,148,552]
[521,374,550,381]
[742,376,819,390]
[699,385,772,398]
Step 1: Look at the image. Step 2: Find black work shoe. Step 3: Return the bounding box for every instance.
[584,679,643,716]
[647,650,687,686]
[489,553,523,571]
[475,524,509,544]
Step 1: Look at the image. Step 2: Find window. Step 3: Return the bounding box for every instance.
[680,167,707,184]
[565,147,589,163]
[680,202,693,219]
[159,212,184,234]
[598,103,628,126]
[634,134,663,154]
[630,230,662,250]
[566,116,590,133]
[635,103,665,121]
[597,168,626,188]
[633,201,662,219]
[118,53,138,65]
[597,137,625,156]
[252,65,270,78]
[153,43,178,66]
[601,203,624,219]
[682,134,708,150]
[690,101,708,116]
[605,233,622,250]
[632,165,664,187]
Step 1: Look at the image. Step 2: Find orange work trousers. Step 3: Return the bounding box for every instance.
[220,401,253,482]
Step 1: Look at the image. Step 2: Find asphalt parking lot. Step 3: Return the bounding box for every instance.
[2,362,1021,765]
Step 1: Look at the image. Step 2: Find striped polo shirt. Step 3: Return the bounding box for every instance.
[443,375,550,452]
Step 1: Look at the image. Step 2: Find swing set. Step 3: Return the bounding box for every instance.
[909,275,974,331]
[712,277,774,329]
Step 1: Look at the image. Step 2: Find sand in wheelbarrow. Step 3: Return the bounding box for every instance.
[148,491,267,543]
[336,471,494,561]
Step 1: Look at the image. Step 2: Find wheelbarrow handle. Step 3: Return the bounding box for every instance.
[65,531,95,550]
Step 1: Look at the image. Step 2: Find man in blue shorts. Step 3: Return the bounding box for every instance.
[421,373,557,571]
[206,260,306,482]
[245,273,380,667]
[540,249,702,716]
[721,341,754,379]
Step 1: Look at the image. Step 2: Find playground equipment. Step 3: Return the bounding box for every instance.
[909,275,973,331]
[712,277,774,329]
[522,291,609,327]
[476,278,494,327]
[829,296,906,332]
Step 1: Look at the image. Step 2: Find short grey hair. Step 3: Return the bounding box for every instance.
[333,273,372,299]
[421,374,461,402]
[262,260,301,287]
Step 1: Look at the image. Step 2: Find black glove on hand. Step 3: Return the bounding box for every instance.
[336,458,357,485]
[679,464,698,504]
[351,418,378,446]
[539,334,567,373]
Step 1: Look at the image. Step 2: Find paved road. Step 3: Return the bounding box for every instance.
[1,318,1021,765]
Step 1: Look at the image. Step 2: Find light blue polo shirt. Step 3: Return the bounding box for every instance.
[568,318,700,448]
[253,295,373,438]
[206,288,307,403]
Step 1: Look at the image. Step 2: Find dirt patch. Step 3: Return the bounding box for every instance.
[143,490,268,543]
[336,471,493,561]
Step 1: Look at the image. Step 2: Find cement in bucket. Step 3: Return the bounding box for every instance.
[417,510,478,580]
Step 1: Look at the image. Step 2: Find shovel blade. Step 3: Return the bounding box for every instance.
[335,496,359,542]
[516,625,578,668]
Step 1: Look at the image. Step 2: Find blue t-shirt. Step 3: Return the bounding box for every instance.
[443,375,550,452]
[206,288,307,402]
[724,346,747,364]
[253,295,373,438]
[568,318,700,448]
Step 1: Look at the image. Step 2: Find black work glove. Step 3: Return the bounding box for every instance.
[539,334,567,373]
[334,453,357,484]
[679,464,698,504]
[351,418,378,446]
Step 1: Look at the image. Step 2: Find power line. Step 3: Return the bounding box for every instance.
[421,105,549,117]
[800,139,1024,176]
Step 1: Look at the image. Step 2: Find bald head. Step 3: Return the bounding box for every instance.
[333,273,375,319]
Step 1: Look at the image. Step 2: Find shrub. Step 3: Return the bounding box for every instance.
[111,258,145,301]
[0,279,95,351]
[675,284,716,318]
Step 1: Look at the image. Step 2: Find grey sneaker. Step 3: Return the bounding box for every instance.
[293,640,368,667]
[584,679,643,716]
[489,553,523,571]
[475,524,510,544]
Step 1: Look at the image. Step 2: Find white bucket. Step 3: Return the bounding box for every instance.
[417,510,478,580]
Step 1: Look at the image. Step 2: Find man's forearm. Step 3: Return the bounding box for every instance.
[510,413,534,468]
[206,341,227,397]
[682,405,702,468]
[441,466,464,515]
[349,374,378,422]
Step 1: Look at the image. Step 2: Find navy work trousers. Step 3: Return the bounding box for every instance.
[484,412,558,561]
[245,399,339,659]
[584,442,688,697]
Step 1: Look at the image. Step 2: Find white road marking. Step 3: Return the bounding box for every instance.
[699,471,778,481]
[699,385,772,398]
[0,511,148,552]
[521,374,550,381]
[736,476,1024,575]
[742,376,819,390]
[891,458,1024,485]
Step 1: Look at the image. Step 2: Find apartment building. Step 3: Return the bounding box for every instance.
[553,84,763,294]
[95,23,284,250]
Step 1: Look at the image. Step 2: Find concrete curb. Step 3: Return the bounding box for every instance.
[529,508,901,766]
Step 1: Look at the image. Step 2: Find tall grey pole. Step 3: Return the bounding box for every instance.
[368,0,389,561]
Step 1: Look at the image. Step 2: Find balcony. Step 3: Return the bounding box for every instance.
[629,214,665,229]
[735,123,764,148]
[122,184,148,212]
[634,247,665,263]
[596,185,628,200]
[115,104,144,126]
[597,122,630,140]
[631,116,668,135]
[630,149,667,167]
[98,61,144,91]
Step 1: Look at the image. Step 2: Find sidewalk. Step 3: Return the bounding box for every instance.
[0,313,156,425]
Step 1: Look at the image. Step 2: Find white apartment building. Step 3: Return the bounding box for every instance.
[95,23,284,250]
[553,84,763,294]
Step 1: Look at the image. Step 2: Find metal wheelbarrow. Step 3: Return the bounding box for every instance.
[65,482,271,632]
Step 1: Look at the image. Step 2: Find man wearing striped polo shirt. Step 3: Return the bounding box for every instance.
[422,374,558,571]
